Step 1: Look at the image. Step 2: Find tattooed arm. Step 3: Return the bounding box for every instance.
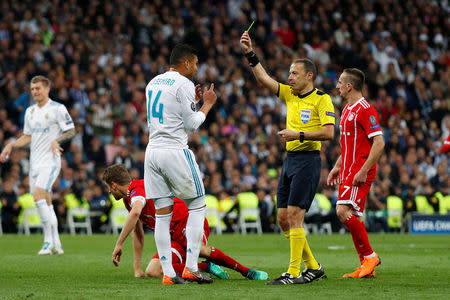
[51,128,76,156]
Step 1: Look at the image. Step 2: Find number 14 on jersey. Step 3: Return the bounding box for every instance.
[147,90,164,124]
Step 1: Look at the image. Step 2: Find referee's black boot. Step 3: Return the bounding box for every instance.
[301,263,327,283]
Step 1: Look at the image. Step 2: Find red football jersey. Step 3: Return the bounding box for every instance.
[123,180,189,242]
[442,133,450,153]
[339,98,383,183]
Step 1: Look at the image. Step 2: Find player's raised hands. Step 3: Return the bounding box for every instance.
[112,244,123,267]
[240,31,253,54]
[203,83,217,105]
[195,84,203,103]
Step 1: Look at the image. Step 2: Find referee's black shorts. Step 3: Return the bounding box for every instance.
[277,151,321,211]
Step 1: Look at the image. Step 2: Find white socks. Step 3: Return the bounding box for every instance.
[153,196,206,276]
[36,200,61,248]
[35,199,52,245]
[49,205,61,248]
[155,212,176,278]
[185,205,207,271]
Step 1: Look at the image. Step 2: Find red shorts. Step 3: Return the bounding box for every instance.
[336,179,372,217]
[152,220,210,263]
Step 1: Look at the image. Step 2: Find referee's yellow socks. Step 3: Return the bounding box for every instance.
[302,238,320,270]
[287,228,305,277]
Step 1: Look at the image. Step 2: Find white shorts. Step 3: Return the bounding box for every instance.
[144,147,204,200]
[29,165,61,194]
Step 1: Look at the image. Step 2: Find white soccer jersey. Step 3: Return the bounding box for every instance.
[23,99,74,169]
[145,70,206,149]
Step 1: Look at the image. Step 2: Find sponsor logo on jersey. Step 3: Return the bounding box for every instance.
[326,111,335,117]
[370,115,377,124]
[31,127,50,133]
[370,124,381,130]
[65,121,73,125]
[300,109,311,124]
[32,121,49,132]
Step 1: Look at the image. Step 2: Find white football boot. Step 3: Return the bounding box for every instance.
[38,242,53,255]
[52,244,64,255]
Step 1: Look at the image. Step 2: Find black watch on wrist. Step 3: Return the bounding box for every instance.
[299,132,305,143]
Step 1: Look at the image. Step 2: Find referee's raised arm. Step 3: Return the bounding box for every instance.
[240,31,279,95]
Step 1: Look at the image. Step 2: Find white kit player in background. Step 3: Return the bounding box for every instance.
[0,75,75,255]
[144,44,217,284]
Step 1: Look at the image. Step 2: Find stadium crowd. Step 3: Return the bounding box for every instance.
[0,0,449,234]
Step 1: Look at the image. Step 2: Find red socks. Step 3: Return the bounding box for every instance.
[344,214,373,258]
[172,247,250,276]
[172,263,185,276]
[209,247,250,275]
[198,262,207,272]
[173,262,208,276]
[351,233,365,264]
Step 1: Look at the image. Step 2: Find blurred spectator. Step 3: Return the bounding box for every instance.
[1,178,19,233]
[366,184,388,233]
[92,94,114,145]
[112,147,133,170]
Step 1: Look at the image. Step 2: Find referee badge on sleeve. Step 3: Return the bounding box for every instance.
[300,109,311,124]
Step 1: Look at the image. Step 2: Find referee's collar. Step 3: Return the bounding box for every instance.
[296,88,316,99]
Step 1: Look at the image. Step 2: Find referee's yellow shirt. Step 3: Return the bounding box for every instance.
[277,83,335,151]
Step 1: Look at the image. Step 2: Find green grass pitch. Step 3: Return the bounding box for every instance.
[0,233,449,299]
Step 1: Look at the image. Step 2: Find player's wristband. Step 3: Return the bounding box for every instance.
[299,132,305,143]
[245,50,260,67]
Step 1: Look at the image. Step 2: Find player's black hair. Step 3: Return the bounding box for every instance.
[170,44,198,66]
[293,58,317,80]
[343,68,365,92]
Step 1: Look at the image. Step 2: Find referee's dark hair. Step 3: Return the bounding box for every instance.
[343,68,365,92]
[293,58,317,80]
[170,44,198,66]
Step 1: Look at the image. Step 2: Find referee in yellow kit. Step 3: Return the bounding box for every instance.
[240,31,335,285]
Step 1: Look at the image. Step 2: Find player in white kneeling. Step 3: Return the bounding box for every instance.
[0,75,75,255]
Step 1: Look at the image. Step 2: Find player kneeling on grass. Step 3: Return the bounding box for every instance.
[102,164,268,284]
